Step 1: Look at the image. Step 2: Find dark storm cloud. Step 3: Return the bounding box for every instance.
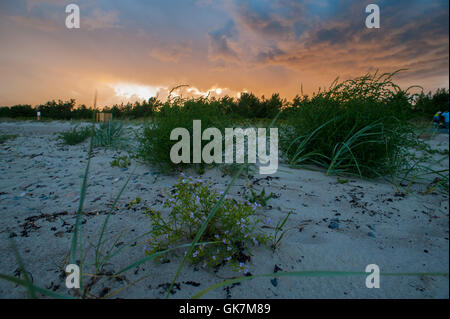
[314,28,345,45]
[256,46,286,63]
[208,19,239,61]
[233,0,294,39]
[239,0,448,86]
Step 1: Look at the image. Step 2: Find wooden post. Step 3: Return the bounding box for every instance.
[96,112,112,122]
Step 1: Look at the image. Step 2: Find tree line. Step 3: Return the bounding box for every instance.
[0,89,448,120]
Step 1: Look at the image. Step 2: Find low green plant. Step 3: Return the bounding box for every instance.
[270,211,292,251]
[245,187,274,207]
[219,162,256,178]
[0,134,18,144]
[128,197,141,206]
[57,126,91,145]
[143,175,269,273]
[110,155,131,168]
[337,177,349,184]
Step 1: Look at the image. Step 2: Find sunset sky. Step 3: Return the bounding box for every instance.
[0,0,448,107]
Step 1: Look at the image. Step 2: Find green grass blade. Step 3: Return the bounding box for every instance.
[0,273,73,299]
[95,167,136,271]
[9,239,36,298]
[69,124,95,296]
[70,127,94,265]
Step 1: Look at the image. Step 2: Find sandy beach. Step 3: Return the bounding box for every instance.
[0,120,448,299]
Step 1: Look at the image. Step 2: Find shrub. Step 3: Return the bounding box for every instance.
[57,126,92,145]
[138,98,232,171]
[233,92,260,118]
[262,93,285,119]
[144,175,269,272]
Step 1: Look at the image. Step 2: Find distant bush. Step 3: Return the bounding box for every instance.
[103,97,159,119]
[38,99,75,120]
[0,98,159,120]
[71,104,95,120]
[413,88,449,115]
[0,105,35,118]
[223,93,284,119]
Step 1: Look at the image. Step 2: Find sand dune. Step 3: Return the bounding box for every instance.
[0,121,448,298]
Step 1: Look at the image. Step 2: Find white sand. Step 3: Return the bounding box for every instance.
[0,120,448,298]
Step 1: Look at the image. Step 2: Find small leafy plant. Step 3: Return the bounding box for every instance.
[57,126,91,145]
[110,155,131,168]
[245,187,275,207]
[127,197,141,207]
[143,175,269,273]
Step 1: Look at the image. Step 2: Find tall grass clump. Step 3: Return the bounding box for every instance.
[138,96,232,171]
[281,70,416,178]
[93,120,126,148]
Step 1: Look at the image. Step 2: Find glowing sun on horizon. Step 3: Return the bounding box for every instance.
[111,83,165,100]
